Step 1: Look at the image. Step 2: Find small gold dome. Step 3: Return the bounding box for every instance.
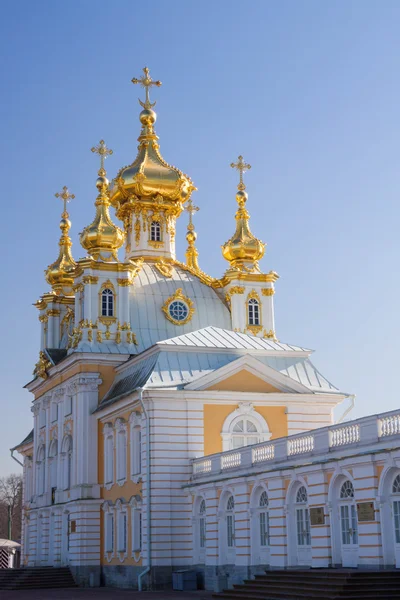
[222,156,265,273]
[80,147,125,262]
[45,191,76,295]
[110,68,196,219]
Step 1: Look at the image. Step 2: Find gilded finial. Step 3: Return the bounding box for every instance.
[185,197,199,230]
[91,140,113,176]
[230,155,251,191]
[184,198,200,271]
[45,186,76,295]
[55,186,75,218]
[132,66,162,109]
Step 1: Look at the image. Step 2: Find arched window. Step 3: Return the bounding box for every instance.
[130,496,142,555]
[116,421,127,485]
[116,500,128,554]
[104,431,114,487]
[226,495,235,548]
[61,436,72,490]
[296,486,311,546]
[248,298,260,326]
[199,499,206,549]
[131,425,141,478]
[36,445,46,496]
[150,221,162,242]
[102,502,115,555]
[339,480,358,546]
[231,417,260,449]
[48,439,58,491]
[101,288,114,317]
[259,491,269,547]
[392,475,400,545]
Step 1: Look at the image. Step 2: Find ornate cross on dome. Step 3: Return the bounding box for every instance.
[55,186,75,217]
[91,139,113,175]
[230,155,251,190]
[132,67,162,109]
[185,197,199,229]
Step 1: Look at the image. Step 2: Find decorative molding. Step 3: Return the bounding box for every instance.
[154,258,174,278]
[261,288,274,296]
[82,275,99,285]
[230,286,245,295]
[162,288,195,326]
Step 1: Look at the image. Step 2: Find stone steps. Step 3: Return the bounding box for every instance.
[0,567,77,590]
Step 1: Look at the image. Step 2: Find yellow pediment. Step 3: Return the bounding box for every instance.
[204,368,282,393]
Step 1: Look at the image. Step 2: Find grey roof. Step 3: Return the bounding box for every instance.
[11,429,34,451]
[158,326,312,353]
[45,348,67,365]
[97,328,339,410]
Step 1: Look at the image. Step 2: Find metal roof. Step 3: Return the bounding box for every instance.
[158,326,312,353]
[11,428,34,451]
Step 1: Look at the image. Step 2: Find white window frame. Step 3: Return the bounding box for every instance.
[129,412,142,482]
[50,402,58,423]
[115,419,127,486]
[295,486,311,547]
[101,288,114,317]
[36,445,46,496]
[221,403,271,452]
[248,297,260,326]
[48,438,58,492]
[102,502,115,560]
[130,495,143,559]
[103,423,114,490]
[115,499,128,560]
[61,435,72,491]
[150,220,162,242]
[64,395,73,417]
[339,480,358,546]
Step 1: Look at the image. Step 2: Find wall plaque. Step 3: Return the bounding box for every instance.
[310,506,325,525]
[357,502,375,522]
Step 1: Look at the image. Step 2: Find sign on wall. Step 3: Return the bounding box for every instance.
[357,502,375,522]
[310,506,325,525]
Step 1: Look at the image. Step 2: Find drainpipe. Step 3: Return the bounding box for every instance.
[335,394,356,424]
[138,388,151,591]
[10,449,24,468]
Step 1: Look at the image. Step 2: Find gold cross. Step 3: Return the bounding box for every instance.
[230,155,251,190]
[91,139,113,174]
[55,186,75,216]
[132,67,162,109]
[185,197,199,228]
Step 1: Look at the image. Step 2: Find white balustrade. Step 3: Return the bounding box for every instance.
[330,424,360,447]
[221,452,241,470]
[253,443,275,463]
[380,413,400,437]
[288,435,314,456]
[193,458,211,476]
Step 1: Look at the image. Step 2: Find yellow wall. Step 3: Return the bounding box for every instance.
[34,363,116,402]
[206,369,282,393]
[203,404,288,456]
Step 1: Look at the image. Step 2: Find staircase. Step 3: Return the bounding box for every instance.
[0,566,77,590]
[214,569,400,600]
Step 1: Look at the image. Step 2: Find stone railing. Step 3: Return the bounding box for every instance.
[192,409,400,480]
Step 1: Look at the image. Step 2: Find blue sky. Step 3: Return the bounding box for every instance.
[1,1,400,475]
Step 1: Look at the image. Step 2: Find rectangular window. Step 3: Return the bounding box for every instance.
[394,501,400,544]
[50,403,58,423]
[297,508,310,546]
[106,514,114,552]
[64,396,72,416]
[117,432,127,482]
[39,409,46,429]
[117,512,127,552]
[227,515,235,547]
[341,505,350,545]
[132,509,142,552]
[260,511,269,547]
[131,427,142,476]
[105,437,114,484]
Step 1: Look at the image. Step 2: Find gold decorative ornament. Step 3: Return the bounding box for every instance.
[261,288,275,296]
[73,282,84,293]
[222,156,265,273]
[263,329,277,340]
[184,197,200,271]
[46,309,61,317]
[80,140,125,262]
[230,286,245,295]
[99,316,116,326]
[39,314,49,323]
[82,275,99,285]
[33,351,52,380]
[97,330,102,343]
[117,277,132,286]
[162,288,195,326]
[110,68,197,239]
[148,240,164,249]
[154,258,174,278]
[45,186,77,296]
[247,325,263,335]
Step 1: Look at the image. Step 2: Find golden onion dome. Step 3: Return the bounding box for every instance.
[45,186,77,295]
[80,140,125,261]
[221,156,265,273]
[110,68,196,217]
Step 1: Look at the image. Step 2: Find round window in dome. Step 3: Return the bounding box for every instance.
[162,287,194,326]
[169,300,189,322]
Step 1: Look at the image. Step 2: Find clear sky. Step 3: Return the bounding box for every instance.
[1,0,400,475]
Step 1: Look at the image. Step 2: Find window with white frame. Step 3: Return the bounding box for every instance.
[116,421,127,484]
[339,480,358,545]
[230,417,261,449]
[50,402,58,423]
[39,409,46,429]
[150,221,162,242]
[259,491,270,547]
[221,404,271,452]
[296,486,311,546]
[131,425,142,477]
[248,297,260,326]
[117,505,127,553]
[64,395,73,416]
[199,498,206,549]
[104,425,114,487]
[105,512,114,553]
[48,439,58,491]
[131,496,142,554]
[393,474,400,544]
[101,288,114,317]
[226,495,235,548]
[36,445,46,496]
[61,435,72,490]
